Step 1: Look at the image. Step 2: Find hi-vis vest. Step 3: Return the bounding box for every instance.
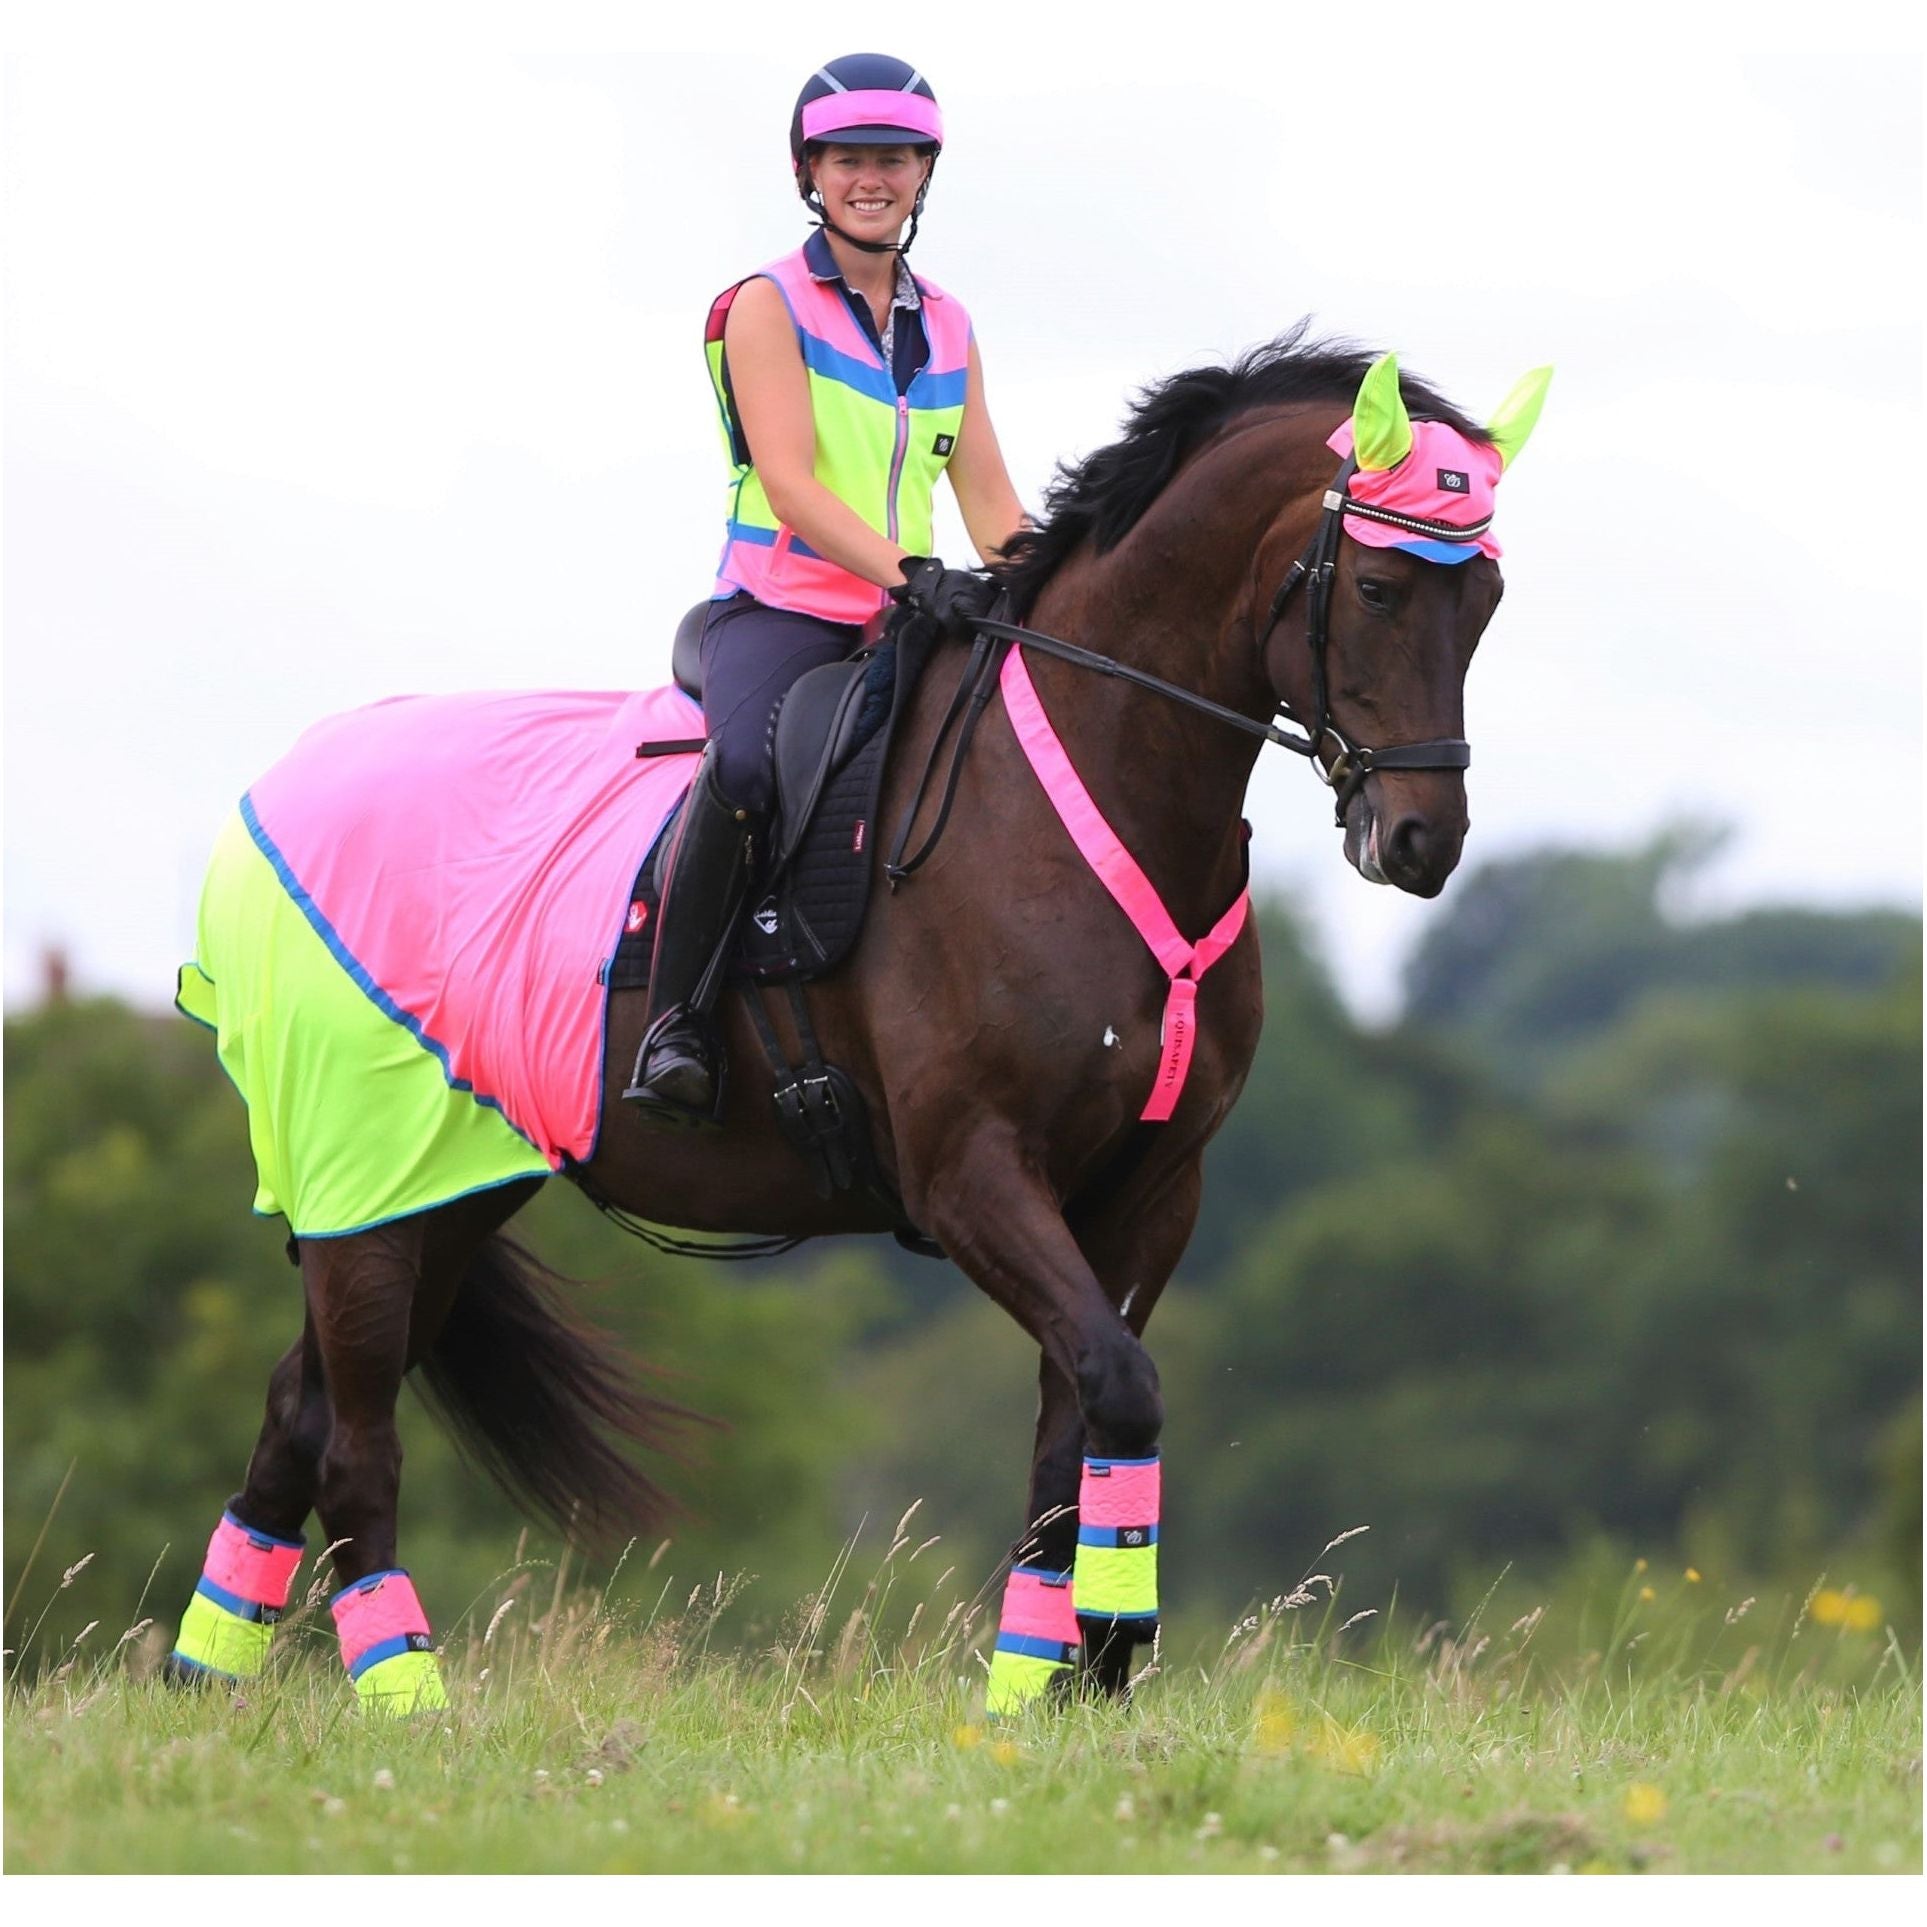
[705,243,972,624]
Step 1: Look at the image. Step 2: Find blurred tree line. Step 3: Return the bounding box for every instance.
[5,828,1919,1665]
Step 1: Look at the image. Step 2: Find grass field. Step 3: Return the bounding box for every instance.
[5,1539,1919,1876]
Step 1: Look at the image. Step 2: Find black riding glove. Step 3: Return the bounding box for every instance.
[892,555,998,641]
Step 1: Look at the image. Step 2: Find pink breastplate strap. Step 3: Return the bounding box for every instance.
[1000,647,1250,1122]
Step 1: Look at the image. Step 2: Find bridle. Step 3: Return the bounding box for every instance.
[972,450,1488,828]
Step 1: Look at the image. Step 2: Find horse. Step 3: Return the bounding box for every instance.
[165,329,1549,1715]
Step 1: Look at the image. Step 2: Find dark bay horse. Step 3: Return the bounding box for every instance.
[171,332,1548,1713]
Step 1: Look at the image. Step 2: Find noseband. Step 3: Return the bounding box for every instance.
[974,454,1483,828]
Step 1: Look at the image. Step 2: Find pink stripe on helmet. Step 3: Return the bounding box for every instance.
[1080,1457,1161,1528]
[203,1512,303,1610]
[998,1568,1081,1644]
[801,89,943,144]
[330,1570,432,1673]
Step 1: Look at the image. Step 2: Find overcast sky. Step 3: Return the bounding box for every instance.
[5,6,1921,1018]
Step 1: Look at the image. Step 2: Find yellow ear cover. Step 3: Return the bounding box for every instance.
[1487,365,1554,469]
[1351,353,1415,471]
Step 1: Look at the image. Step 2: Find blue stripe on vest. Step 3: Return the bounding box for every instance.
[725,519,825,562]
[796,329,900,407]
[907,365,968,411]
[195,1575,275,1622]
[994,1631,1078,1664]
[1012,1565,1073,1586]
[1076,1524,1160,1548]
[347,1633,423,1681]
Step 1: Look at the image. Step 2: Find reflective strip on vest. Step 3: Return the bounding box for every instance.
[706,245,972,624]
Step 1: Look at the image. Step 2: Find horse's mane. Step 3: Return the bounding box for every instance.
[993,320,1493,616]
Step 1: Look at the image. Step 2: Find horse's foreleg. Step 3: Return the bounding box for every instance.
[917,1128,1166,1714]
[977,1157,1205,1711]
[1063,1160,1202,1695]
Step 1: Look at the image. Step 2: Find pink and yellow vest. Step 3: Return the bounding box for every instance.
[705,244,973,624]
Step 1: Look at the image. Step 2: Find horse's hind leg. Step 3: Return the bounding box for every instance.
[303,1218,466,1714]
[166,1307,329,1685]
[166,1207,479,1706]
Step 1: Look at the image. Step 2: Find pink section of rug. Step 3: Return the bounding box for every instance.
[246,686,704,1167]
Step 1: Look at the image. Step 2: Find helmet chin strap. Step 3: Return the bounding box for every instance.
[804,174,930,258]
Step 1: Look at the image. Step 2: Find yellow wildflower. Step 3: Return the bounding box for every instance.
[1844,1595,1883,1632]
[1623,1782,1668,1827]
[1309,1716,1379,1776]
[1810,1589,1849,1627]
[1252,1687,1296,1756]
[952,1723,984,1750]
[1684,1568,1701,1583]
[1638,1586,1656,1603]
[989,1740,1022,1766]
[1633,1558,1648,1574]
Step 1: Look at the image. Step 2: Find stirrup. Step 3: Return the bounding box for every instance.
[622,1009,726,1129]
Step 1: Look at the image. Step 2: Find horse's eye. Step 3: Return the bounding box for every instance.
[1357,577,1392,612]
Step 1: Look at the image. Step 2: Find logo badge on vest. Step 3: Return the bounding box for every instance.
[753,898,781,937]
[932,433,955,456]
[1437,468,1470,494]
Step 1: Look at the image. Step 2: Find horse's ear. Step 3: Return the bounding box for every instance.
[1487,365,1554,470]
[1351,353,1413,471]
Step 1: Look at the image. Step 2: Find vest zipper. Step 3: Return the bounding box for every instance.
[886,395,909,547]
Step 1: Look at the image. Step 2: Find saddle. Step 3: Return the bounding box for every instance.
[611,601,944,1251]
[618,601,923,986]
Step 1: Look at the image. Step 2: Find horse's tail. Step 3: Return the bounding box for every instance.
[414,1232,705,1553]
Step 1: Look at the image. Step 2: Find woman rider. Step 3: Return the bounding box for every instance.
[627,52,1028,1123]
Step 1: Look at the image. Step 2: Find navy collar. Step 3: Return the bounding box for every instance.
[803,227,929,306]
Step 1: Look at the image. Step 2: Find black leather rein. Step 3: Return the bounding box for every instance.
[973,453,1481,828]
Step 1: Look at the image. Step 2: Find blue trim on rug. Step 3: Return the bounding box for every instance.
[287,1167,550,1242]
[1083,1454,1160,1471]
[237,790,544,1156]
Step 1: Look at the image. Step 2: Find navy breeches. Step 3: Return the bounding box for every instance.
[698,592,863,814]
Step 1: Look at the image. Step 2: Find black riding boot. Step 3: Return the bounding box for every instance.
[622,761,756,1124]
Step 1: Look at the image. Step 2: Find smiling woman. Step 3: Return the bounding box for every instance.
[624,51,1029,1124]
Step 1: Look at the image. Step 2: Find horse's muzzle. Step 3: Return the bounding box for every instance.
[1343,789,1462,898]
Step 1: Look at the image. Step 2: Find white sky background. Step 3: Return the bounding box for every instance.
[3,4,1922,1019]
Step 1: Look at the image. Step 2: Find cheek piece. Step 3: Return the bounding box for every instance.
[331,1569,448,1715]
[170,1509,305,1681]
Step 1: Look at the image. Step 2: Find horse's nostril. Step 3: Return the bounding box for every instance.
[1385,815,1429,878]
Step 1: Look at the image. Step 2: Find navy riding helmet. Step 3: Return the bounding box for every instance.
[790,55,944,254]
[788,53,945,175]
